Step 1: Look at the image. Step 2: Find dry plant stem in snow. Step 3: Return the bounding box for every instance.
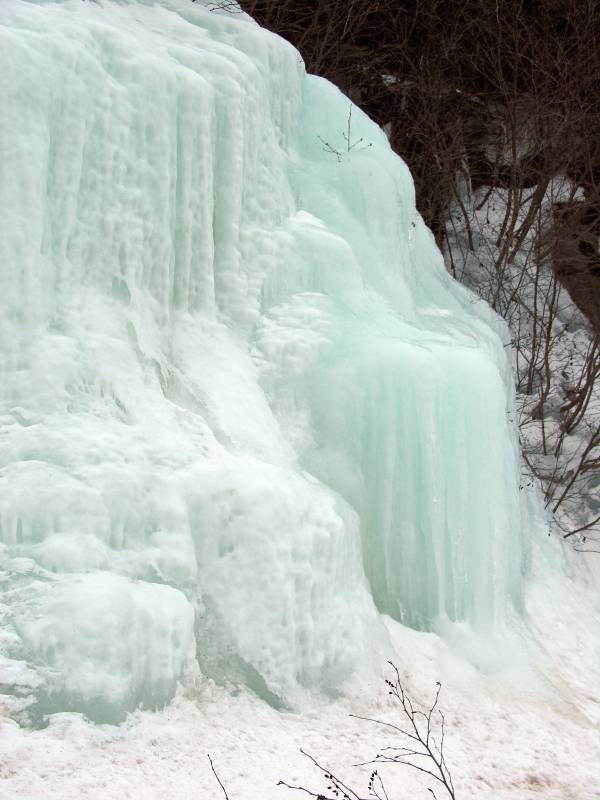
[353,663,455,800]
[318,106,373,162]
[279,662,456,800]
[278,749,383,800]
[208,754,231,800]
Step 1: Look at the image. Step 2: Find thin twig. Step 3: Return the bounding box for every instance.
[208,754,230,800]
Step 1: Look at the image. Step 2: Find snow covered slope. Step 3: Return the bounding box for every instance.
[1,0,528,724]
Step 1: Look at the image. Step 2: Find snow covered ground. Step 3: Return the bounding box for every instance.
[2,596,599,800]
[2,526,599,799]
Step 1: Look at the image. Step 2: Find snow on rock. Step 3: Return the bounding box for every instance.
[2,0,528,723]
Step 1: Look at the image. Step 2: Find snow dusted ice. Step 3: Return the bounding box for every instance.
[0,1,598,797]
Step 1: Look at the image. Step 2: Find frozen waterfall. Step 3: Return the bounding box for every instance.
[0,0,527,724]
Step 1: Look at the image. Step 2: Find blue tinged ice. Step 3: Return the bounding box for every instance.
[0,0,527,723]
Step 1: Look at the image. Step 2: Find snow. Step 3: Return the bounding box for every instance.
[0,0,598,796]
[1,605,598,799]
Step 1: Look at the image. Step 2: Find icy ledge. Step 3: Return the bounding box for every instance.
[1,0,526,723]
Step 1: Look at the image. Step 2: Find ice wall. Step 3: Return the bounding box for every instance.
[0,0,527,724]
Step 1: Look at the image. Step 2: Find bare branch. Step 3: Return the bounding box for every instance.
[208,755,230,800]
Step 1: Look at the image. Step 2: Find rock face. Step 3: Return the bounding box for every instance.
[0,0,526,724]
[552,202,600,334]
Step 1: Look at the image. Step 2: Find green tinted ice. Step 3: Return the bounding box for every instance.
[0,0,527,723]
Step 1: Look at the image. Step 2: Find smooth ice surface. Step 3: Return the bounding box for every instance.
[1,0,527,723]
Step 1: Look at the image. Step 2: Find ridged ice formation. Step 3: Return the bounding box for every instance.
[0,0,527,723]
